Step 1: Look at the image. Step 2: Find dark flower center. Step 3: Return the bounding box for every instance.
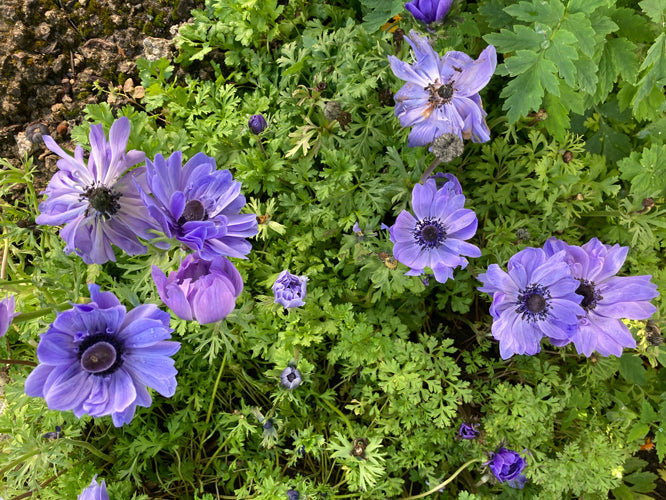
[178,200,208,225]
[83,185,121,218]
[77,332,124,376]
[526,294,547,313]
[516,284,551,322]
[575,279,601,311]
[413,217,446,250]
[287,372,296,383]
[437,83,454,101]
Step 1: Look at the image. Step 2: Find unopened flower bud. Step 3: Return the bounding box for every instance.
[645,320,663,346]
[324,101,342,122]
[562,150,573,163]
[248,114,267,135]
[515,228,530,241]
[430,133,464,163]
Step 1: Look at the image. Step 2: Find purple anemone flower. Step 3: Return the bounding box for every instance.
[388,31,496,147]
[389,177,481,284]
[78,475,109,500]
[0,294,18,337]
[152,254,243,324]
[280,366,302,390]
[485,447,527,487]
[458,422,479,440]
[25,284,180,427]
[543,237,659,357]
[287,489,300,500]
[477,247,585,359]
[36,117,157,264]
[273,270,308,308]
[139,151,258,259]
[405,0,453,25]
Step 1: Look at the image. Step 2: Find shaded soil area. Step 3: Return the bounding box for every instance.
[0,0,198,193]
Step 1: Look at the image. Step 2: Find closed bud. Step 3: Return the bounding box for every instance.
[430,133,464,163]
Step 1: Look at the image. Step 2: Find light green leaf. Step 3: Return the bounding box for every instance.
[484,25,543,52]
[639,0,666,23]
[504,0,564,25]
[544,29,579,86]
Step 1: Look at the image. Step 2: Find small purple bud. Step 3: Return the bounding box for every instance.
[248,114,267,135]
[273,270,308,309]
[287,489,300,500]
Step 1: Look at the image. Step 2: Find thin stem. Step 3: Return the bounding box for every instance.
[0,358,37,367]
[12,302,72,322]
[420,158,442,184]
[0,449,41,477]
[196,354,227,463]
[256,139,268,159]
[398,458,482,499]
[318,395,354,434]
[1,236,8,280]
[64,438,115,464]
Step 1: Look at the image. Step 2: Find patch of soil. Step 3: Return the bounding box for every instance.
[0,0,198,193]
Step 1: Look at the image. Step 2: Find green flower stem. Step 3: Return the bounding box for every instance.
[13,302,72,322]
[196,354,227,464]
[64,438,116,464]
[0,448,41,477]
[318,395,354,434]
[256,138,268,159]
[398,458,483,499]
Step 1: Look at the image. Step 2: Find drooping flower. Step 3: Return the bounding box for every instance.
[389,177,481,284]
[543,237,659,357]
[152,254,243,324]
[0,294,18,337]
[248,114,267,135]
[280,366,302,390]
[458,422,479,440]
[36,117,157,264]
[273,270,308,308]
[25,284,180,427]
[388,31,496,147]
[477,247,585,359]
[485,447,527,487]
[139,151,258,259]
[78,475,109,500]
[405,0,453,25]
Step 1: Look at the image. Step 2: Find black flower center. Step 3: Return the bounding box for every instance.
[516,284,551,322]
[83,185,121,218]
[413,217,446,250]
[287,372,296,383]
[178,200,207,225]
[575,279,601,311]
[437,83,454,101]
[77,333,124,376]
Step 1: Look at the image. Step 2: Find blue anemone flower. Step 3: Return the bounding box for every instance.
[389,176,481,283]
[139,151,258,259]
[388,31,496,147]
[25,284,180,427]
[543,237,659,357]
[478,248,585,359]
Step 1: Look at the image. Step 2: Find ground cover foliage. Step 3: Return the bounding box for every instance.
[1,0,666,498]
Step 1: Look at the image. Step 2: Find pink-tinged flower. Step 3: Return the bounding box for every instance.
[389,176,480,284]
[388,31,496,147]
[152,254,244,324]
[543,237,659,357]
[0,294,18,337]
[405,0,453,25]
[477,247,585,359]
[36,117,157,264]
